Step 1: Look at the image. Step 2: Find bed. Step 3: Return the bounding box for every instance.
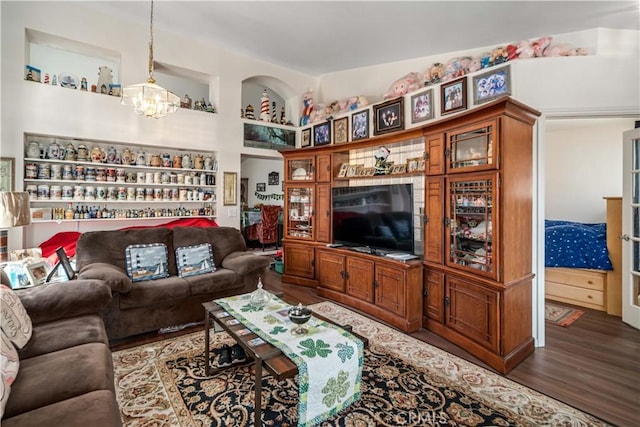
[544,197,622,315]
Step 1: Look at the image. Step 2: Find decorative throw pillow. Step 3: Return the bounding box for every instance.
[176,243,215,278]
[125,243,169,282]
[0,331,19,417]
[0,284,32,349]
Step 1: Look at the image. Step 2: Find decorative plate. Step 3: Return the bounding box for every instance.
[58,72,79,89]
[291,168,307,180]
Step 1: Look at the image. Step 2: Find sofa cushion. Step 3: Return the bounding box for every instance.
[1,331,19,418]
[0,285,32,349]
[118,276,190,310]
[75,227,177,276]
[3,342,114,419]
[222,252,272,276]
[125,243,170,282]
[78,263,133,293]
[1,389,122,427]
[18,315,108,360]
[176,243,215,277]
[173,226,247,265]
[184,268,243,296]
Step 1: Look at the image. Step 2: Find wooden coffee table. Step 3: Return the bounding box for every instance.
[202,300,367,426]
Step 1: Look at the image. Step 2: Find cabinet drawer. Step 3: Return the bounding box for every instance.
[546,282,604,309]
[545,268,606,292]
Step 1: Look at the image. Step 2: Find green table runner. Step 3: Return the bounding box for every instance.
[215,293,363,427]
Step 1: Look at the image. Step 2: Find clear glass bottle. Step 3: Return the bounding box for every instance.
[249,277,270,307]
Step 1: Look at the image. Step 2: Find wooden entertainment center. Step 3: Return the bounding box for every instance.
[281,97,541,373]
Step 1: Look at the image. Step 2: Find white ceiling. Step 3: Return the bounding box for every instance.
[82,1,639,75]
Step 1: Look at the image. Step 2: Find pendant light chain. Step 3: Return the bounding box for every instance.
[147,0,155,84]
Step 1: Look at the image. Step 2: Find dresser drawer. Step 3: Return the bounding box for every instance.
[545,268,606,291]
[546,282,605,310]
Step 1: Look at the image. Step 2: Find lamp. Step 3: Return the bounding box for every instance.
[121,0,180,119]
[0,192,31,263]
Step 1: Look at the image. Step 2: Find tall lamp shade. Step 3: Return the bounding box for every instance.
[0,192,31,262]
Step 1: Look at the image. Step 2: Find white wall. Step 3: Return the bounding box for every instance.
[241,157,284,209]
[1,1,317,248]
[545,118,633,222]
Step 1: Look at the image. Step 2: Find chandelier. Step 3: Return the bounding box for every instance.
[121,0,180,119]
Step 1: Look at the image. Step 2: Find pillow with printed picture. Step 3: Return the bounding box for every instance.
[125,243,169,282]
[176,243,216,278]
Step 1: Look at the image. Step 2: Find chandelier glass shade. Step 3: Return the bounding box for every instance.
[121,0,179,119]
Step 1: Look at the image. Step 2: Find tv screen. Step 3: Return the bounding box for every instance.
[332,184,414,253]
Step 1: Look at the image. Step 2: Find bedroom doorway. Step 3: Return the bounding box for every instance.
[622,127,640,329]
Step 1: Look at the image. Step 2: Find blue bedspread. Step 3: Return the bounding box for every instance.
[545,220,613,270]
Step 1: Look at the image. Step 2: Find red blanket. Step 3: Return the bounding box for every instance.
[39,218,219,260]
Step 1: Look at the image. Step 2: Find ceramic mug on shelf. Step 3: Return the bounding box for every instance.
[27,141,41,158]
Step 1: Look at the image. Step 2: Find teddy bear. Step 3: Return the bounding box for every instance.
[489,46,509,66]
[506,44,519,61]
[425,63,445,85]
[543,43,571,57]
[531,36,553,57]
[442,57,466,82]
[516,40,534,58]
[467,57,482,73]
[300,90,314,126]
[383,72,422,99]
[566,47,589,56]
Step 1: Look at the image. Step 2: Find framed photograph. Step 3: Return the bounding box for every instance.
[441,77,467,115]
[337,163,349,178]
[473,65,511,105]
[256,182,266,192]
[351,109,369,141]
[301,128,312,148]
[417,158,426,171]
[223,172,237,205]
[313,122,331,146]
[332,117,349,144]
[374,98,404,136]
[0,157,15,191]
[26,261,50,286]
[268,171,279,185]
[410,89,434,124]
[406,157,421,172]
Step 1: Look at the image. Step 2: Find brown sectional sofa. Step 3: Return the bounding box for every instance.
[75,226,272,340]
[1,276,121,427]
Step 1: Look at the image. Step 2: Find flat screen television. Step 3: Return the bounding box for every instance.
[332,183,414,253]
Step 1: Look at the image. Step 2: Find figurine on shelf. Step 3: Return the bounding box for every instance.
[374,146,391,175]
[260,89,271,122]
[280,106,286,124]
[80,77,88,91]
[181,94,192,109]
[43,73,50,84]
[240,108,245,118]
[205,102,215,113]
[51,75,57,86]
[271,101,277,123]
[245,104,255,120]
[300,90,313,126]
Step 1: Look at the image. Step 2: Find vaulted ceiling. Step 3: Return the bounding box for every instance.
[82,1,639,75]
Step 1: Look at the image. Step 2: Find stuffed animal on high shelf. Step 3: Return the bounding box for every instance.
[383,72,422,99]
[300,90,314,126]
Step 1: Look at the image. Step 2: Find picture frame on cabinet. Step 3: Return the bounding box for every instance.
[26,261,50,286]
[337,163,349,178]
[256,182,266,192]
[406,157,421,172]
[410,88,434,123]
[301,128,311,148]
[313,122,331,146]
[441,77,467,115]
[373,98,404,135]
[351,109,369,141]
[472,65,511,105]
[223,172,237,205]
[0,157,15,191]
[332,117,349,144]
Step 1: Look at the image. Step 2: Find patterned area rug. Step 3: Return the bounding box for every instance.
[113,302,609,426]
[545,302,585,327]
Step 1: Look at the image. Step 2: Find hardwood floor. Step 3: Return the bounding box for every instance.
[111,269,640,427]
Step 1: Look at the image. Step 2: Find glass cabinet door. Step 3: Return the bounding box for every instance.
[446,174,497,278]
[447,119,497,172]
[286,157,314,182]
[285,186,314,240]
